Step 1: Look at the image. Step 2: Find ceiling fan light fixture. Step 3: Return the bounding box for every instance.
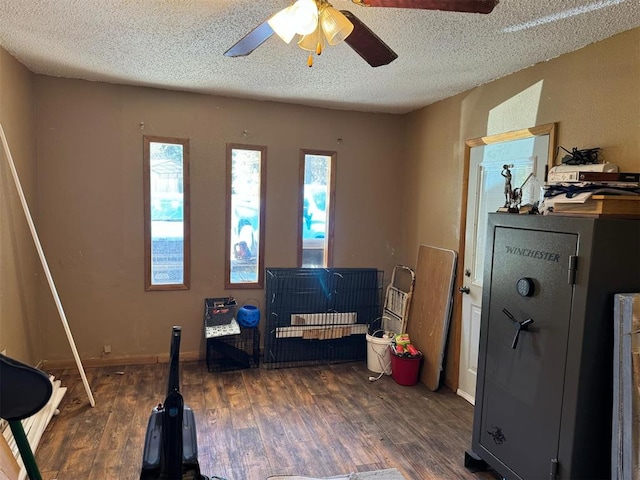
[320,6,354,45]
[267,6,298,43]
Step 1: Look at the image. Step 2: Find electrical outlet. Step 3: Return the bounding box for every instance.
[103,344,111,354]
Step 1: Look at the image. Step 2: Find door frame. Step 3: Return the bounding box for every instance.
[445,122,557,392]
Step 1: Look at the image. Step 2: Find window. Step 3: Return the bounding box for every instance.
[225,144,266,288]
[298,150,336,267]
[143,136,190,291]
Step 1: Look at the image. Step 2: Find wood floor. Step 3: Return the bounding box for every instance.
[35,361,498,480]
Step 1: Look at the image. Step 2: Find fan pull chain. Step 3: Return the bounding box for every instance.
[307,41,322,67]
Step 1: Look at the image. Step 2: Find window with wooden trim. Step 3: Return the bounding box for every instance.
[225,144,267,288]
[298,150,336,268]
[143,136,190,291]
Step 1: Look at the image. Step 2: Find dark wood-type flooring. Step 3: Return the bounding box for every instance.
[35,361,498,480]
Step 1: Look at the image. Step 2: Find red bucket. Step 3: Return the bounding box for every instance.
[389,347,422,386]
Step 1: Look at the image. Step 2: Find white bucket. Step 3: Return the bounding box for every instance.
[366,333,392,375]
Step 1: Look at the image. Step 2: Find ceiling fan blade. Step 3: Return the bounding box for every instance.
[353,0,499,14]
[224,20,275,57]
[341,11,398,68]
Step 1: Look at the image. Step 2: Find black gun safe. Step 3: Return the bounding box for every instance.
[467,213,640,480]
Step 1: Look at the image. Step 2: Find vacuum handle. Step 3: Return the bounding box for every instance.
[167,326,182,397]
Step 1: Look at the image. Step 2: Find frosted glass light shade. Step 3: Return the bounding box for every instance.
[290,0,319,36]
[268,6,297,44]
[298,23,324,53]
[320,7,354,45]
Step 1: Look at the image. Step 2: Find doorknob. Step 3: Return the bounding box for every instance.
[459,286,470,294]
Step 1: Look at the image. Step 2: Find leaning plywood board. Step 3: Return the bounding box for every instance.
[406,245,457,391]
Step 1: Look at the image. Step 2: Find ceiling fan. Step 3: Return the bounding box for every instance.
[224,0,499,67]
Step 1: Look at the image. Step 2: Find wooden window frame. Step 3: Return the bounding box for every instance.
[143,135,190,291]
[225,143,267,289]
[297,149,336,268]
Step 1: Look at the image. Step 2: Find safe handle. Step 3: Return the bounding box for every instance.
[502,308,534,349]
[511,318,534,349]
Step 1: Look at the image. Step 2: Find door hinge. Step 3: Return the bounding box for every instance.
[549,458,559,480]
[567,255,578,284]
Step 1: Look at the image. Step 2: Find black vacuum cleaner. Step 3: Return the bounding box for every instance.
[140,326,210,480]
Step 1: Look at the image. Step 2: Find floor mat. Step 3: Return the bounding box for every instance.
[267,468,406,480]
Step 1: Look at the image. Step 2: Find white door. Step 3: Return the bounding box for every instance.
[457,132,551,404]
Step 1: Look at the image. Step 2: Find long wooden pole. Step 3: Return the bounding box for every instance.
[0,124,95,407]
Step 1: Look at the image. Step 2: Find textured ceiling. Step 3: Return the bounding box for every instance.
[0,0,638,114]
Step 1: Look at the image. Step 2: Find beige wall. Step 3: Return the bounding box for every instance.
[403,28,639,255]
[0,48,39,364]
[2,27,638,367]
[32,77,408,362]
[402,28,640,387]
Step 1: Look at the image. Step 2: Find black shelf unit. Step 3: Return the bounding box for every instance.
[205,327,260,372]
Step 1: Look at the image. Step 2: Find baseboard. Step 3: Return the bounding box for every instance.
[157,350,203,364]
[456,388,476,406]
[42,351,205,369]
